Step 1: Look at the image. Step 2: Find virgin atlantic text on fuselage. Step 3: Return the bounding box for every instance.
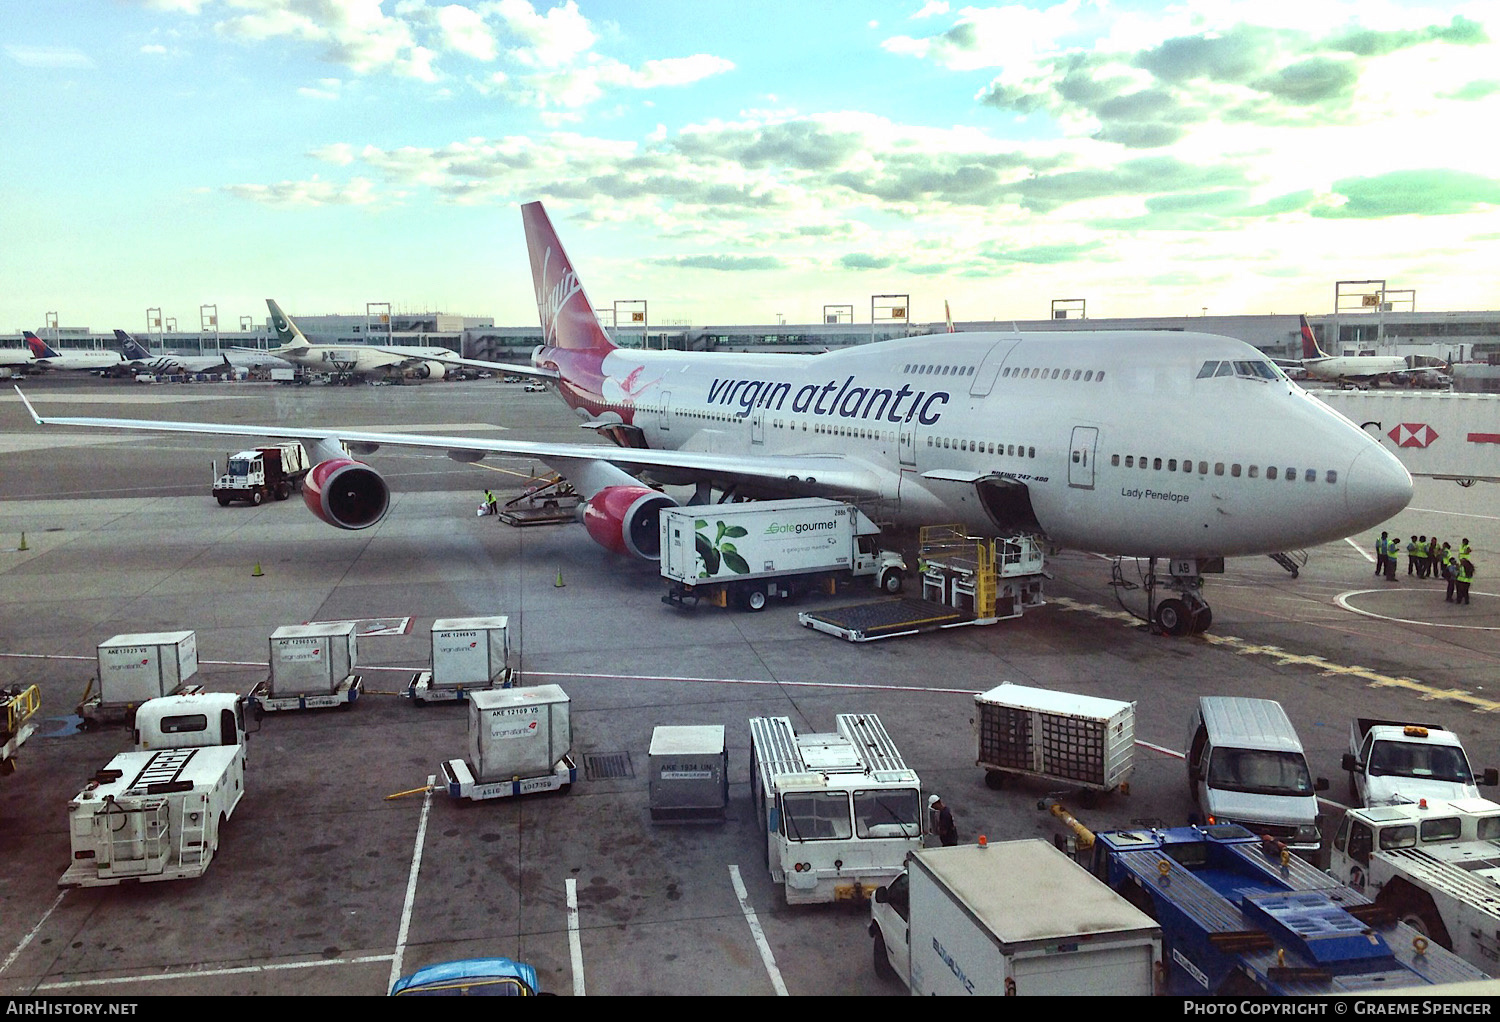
[705,374,952,425]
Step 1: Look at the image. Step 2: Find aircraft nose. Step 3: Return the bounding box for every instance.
[1345,444,1413,526]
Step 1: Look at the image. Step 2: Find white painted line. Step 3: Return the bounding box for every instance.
[0,890,66,978]
[1334,590,1500,631]
[388,775,436,993]
[1409,506,1500,522]
[566,878,585,997]
[1345,537,1376,562]
[729,864,788,996]
[1135,739,1183,759]
[35,954,394,991]
[529,670,982,696]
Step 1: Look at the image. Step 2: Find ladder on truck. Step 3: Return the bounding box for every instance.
[177,792,211,868]
[125,747,198,794]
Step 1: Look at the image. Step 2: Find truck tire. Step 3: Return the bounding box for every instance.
[880,568,903,594]
[744,588,768,612]
[872,930,897,982]
[251,489,263,506]
[275,482,291,501]
[216,495,230,506]
[1383,882,1454,950]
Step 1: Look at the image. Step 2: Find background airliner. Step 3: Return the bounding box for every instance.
[251,299,524,383]
[1281,316,1408,388]
[22,332,125,373]
[18,202,1413,635]
[114,331,232,376]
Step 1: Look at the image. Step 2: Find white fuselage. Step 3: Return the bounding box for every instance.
[277,344,456,377]
[555,330,1412,559]
[1301,354,1407,384]
[29,350,124,372]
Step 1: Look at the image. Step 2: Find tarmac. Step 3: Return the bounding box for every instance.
[2,377,1498,996]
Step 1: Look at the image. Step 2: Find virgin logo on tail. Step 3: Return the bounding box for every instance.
[537,248,583,350]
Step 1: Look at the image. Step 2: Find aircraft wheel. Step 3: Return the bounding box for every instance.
[1189,605,1213,634]
[1155,598,1190,636]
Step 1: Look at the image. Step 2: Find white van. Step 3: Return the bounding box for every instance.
[1185,696,1328,862]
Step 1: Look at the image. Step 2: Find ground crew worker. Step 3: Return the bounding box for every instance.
[1407,536,1420,576]
[1384,534,1399,581]
[482,489,498,516]
[1460,538,1473,560]
[1376,531,1390,578]
[929,794,958,847]
[1428,537,1445,580]
[1455,558,1475,605]
[1443,545,1459,602]
[1415,536,1430,579]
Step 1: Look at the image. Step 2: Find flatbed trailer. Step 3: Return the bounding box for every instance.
[247,673,362,713]
[798,598,970,641]
[1092,822,1488,994]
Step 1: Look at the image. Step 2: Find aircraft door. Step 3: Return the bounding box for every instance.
[898,415,917,467]
[665,517,688,577]
[751,406,765,445]
[1068,426,1098,489]
[658,391,671,435]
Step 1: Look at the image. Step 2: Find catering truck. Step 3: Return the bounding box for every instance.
[1343,718,1497,807]
[749,713,923,904]
[660,498,905,611]
[1330,796,1500,975]
[870,841,1162,995]
[213,441,310,505]
[60,692,248,888]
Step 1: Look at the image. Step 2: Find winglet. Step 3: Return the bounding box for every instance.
[13,386,43,425]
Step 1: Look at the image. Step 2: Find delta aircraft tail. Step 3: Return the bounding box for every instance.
[1300,316,1329,360]
[21,332,60,359]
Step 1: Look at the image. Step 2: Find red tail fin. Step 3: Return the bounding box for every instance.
[522,202,615,354]
[22,331,50,357]
[1300,316,1326,359]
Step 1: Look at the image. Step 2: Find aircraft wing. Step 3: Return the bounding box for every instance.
[13,387,889,498]
[370,348,559,380]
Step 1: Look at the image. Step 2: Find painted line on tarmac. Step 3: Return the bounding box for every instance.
[729,864,787,996]
[566,878,586,997]
[1345,537,1375,562]
[1334,588,1500,633]
[529,670,982,696]
[387,775,436,995]
[1052,595,1500,713]
[1409,506,1500,522]
[0,891,66,980]
[34,953,395,991]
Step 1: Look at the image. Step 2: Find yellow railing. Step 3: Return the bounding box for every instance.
[4,685,40,733]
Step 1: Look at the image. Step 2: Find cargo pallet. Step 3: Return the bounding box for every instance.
[799,598,972,641]
[403,670,514,705]
[247,674,362,714]
[441,755,577,800]
[497,477,579,527]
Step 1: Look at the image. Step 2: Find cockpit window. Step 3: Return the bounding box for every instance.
[1199,360,1283,382]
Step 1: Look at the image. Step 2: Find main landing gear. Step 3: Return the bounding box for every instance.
[1118,556,1213,636]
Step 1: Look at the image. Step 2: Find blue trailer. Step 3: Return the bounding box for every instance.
[1091,823,1488,995]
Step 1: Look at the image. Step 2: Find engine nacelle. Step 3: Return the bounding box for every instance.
[581,485,678,559]
[302,457,390,530]
[407,361,446,380]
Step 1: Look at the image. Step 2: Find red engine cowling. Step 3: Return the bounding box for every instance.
[581,485,678,559]
[302,458,390,530]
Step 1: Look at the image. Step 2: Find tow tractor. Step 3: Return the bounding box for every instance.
[1086,819,1488,993]
[1,685,40,775]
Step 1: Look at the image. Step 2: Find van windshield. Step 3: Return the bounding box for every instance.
[781,791,852,841]
[1369,741,1473,783]
[1207,748,1313,796]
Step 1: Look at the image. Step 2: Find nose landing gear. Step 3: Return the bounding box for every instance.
[1146,557,1214,636]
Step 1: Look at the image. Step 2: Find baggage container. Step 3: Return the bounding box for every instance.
[96,631,198,706]
[268,622,357,697]
[975,683,1134,794]
[648,725,727,823]
[468,685,571,783]
[431,616,512,689]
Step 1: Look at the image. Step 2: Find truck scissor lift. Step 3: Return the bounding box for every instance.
[1,685,40,775]
[800,528,1045,642]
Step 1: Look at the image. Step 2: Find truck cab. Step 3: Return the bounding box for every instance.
[1343,719,1496,807]
[1185,697,1327,862]
[213,442,309,505]
[135,692,246,750]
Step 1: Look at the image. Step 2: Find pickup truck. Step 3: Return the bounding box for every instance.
[1342,718,1497,807]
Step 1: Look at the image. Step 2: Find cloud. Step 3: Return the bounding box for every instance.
[1312,170,1500,218]
[298,78,343,100]
[4,45,94,68]
[840,253,895,270]
[659,255,785,271]
[140,44,168,55]
[1440,79,1500,101]
[223,176,383,207]
[436,3,497,62]
[911,2,949,19]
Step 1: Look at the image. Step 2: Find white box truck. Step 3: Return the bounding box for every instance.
[406,616,515,704]
[248,622,362,712]
[660,498,905,611]
[749,713,923,904]
[60,692,248,888]
[441,685,576,801]
[870,841,1161,995]
[975,683,1135,797]
[212,442,310,505]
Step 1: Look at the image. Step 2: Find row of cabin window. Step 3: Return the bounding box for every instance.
[769,420,896,441]
[929,436,1037,458]
[1110,453,1338,483]
[1003,367,1105,382]
[905,363,975,376]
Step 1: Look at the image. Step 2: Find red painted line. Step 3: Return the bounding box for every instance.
[1468,433,1500,444]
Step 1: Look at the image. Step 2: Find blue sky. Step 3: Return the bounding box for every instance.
[3,0,1498,334]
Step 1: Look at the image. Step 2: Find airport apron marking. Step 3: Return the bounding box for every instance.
[1050,595,1500,713]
